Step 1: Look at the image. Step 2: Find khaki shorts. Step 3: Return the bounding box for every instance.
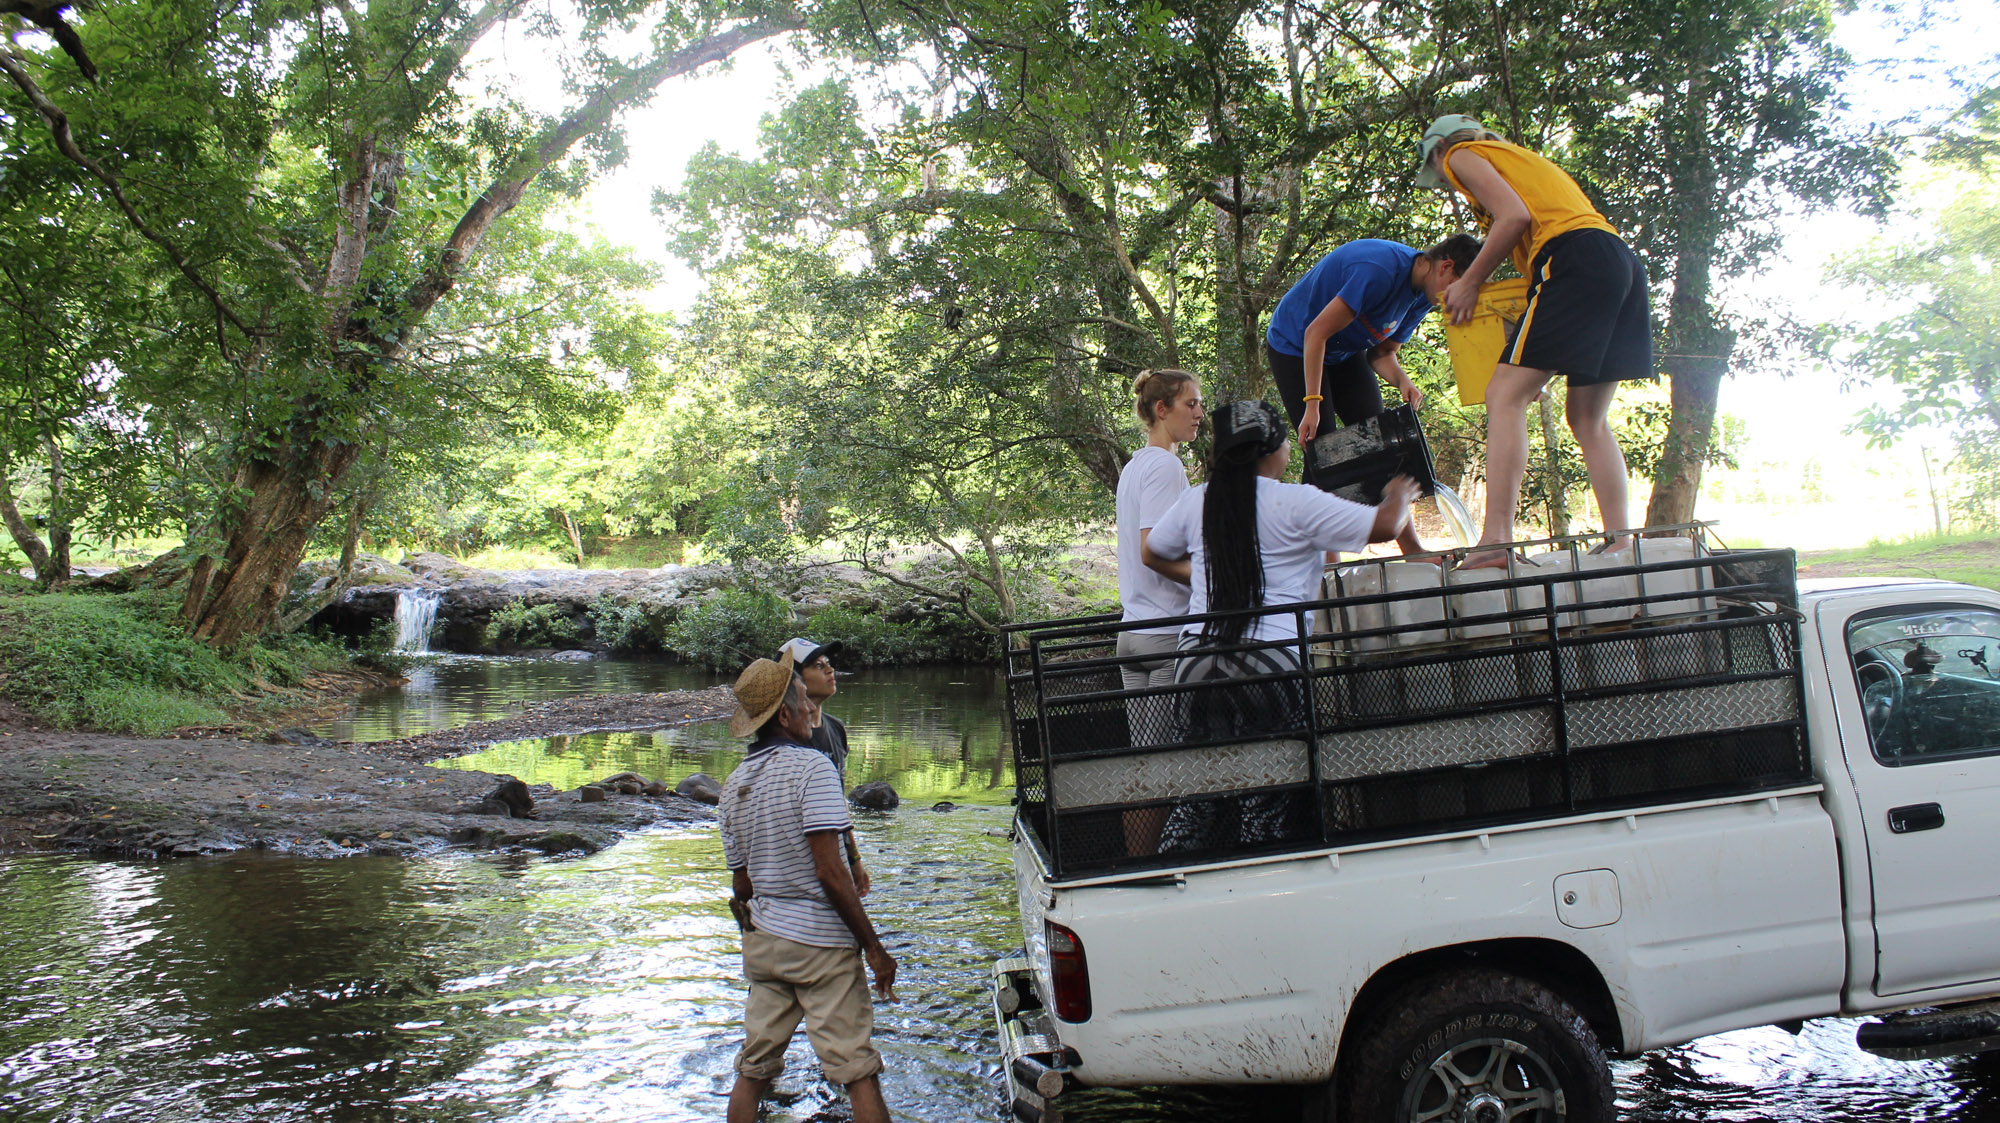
[737,928,882,1085]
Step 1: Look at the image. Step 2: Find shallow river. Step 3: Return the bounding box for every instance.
[2,659,1998,1121]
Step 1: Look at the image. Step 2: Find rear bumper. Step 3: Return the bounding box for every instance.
[993,953,1075,1122]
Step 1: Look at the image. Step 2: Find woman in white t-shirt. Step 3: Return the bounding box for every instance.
[1115,369,1204,712]
[1142,398,1417,851]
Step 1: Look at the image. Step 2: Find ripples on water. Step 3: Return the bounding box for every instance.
[5,662,2000,1121]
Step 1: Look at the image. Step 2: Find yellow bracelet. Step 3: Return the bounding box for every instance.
[1303,394,1324,403]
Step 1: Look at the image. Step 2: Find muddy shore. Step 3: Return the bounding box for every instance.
[0,686,742,860]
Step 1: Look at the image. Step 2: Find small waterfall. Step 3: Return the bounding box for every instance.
[1432,483,1478,548]
[392,590,441,654]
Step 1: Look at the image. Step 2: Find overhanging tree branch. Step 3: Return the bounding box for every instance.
[0,43,259,346]
[400,12,807,324]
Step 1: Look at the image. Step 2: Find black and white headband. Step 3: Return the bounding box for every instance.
[1213,398,1287,456]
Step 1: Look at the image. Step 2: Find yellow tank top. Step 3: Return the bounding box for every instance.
[1438,139,1615,276]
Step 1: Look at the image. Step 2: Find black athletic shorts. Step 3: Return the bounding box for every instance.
[1504,228,1656,386]
[1266,344,1383,488]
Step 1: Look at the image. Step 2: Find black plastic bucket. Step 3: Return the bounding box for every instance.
[1304,403,1438,505]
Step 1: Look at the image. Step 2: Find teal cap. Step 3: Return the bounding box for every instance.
[1416,114,1487,189]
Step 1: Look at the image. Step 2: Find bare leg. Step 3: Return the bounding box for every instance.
[1464,363,1555,569]
[727,1075,769,1123]
[1565,381,1632,549]
[846,1074,891,1123]
[1395,520,1434,560]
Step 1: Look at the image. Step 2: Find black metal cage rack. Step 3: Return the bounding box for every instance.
[1001,526,1808,882]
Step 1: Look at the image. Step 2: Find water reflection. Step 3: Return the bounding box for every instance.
[6,664,2000,1120]
[439,668,1013,805]
[312,656,717,743]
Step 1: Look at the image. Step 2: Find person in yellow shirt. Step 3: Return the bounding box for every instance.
[1416,114,1655,566]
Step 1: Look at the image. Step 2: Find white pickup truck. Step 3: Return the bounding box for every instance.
[991,528,2000,1123]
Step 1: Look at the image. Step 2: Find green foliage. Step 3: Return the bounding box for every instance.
[800,603,994,667]
[483,599,583,651]
[587,596,660,655]
[1825,90,2000,527]
[663,589,796,671]
[0,591,348,734]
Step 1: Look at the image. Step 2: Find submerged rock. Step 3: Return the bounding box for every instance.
[675,773,721,805]
[931,801,956,812]
[850,781,900,811]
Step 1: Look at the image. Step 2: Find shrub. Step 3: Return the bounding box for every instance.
[802,605,938,667]
[588,595,660,654]
[0,590,350,735]
[484,598,583,650]
[664,589,795,670]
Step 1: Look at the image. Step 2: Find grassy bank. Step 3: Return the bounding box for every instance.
[0,587,362,736]
[1795,533,2000,592]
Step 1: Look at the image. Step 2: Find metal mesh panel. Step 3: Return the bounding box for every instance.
[1052,786,1321,874]
[1322,754,1568,839]
[1567,678,1800,749]
[1559,619,1789,691]
[1317,707,1557,781]
[1316,647,1554,725]
[1570,725,1810,807]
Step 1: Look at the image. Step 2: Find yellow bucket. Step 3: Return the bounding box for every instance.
[1442,276,1531,406]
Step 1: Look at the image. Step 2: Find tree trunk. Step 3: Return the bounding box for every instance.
[0,473,56,586]
[1538,394,1569,536]
[43,438,69,586]
[1645,242,1734,526]
[555,508,586,567]
[1645,61,1734,528]
[186,442,362,649]
[273,494,370,634]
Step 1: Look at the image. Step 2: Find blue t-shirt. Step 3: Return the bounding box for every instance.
[1266,240,1433,361]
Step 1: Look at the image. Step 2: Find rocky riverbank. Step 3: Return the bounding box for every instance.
[303,548,1118,659]
[0,688,743,860]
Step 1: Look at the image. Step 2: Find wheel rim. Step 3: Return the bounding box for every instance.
[1399,1035,1566,1123]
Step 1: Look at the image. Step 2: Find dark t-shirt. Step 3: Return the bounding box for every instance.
[810,712,849,778]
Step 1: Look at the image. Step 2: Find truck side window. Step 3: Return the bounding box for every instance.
[1848,607,2000,766]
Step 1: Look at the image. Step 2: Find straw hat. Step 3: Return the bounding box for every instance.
[729,649,798,738]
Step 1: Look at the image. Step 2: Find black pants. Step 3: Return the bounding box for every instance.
[1266,344,1385,487]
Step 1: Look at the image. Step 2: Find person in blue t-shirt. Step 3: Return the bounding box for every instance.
[1266,236,1481,549]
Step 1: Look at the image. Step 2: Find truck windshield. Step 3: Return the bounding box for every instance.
[1848,607,2000,765]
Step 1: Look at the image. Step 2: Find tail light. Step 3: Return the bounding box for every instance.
[1045,920,1091,1022]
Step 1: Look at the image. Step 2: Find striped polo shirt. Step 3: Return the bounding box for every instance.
[719,740,855,948]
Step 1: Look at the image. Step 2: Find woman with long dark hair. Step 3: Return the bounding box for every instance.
[1142,399,1417,850]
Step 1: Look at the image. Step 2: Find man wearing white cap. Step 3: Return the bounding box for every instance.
[721,652,897,1123]
[778,636,869,895]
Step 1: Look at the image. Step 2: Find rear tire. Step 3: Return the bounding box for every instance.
[1338,968,1613,1123]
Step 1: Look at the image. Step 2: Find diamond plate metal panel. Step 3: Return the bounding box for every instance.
[1316,706,1557,781]
[1051,739,1310,809]
[1567,678,1800,749]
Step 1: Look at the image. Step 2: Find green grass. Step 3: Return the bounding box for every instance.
[1796,531,2000,592]
[0,590,355,736]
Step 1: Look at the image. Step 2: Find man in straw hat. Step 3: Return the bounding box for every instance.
[722,652,897,1123]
